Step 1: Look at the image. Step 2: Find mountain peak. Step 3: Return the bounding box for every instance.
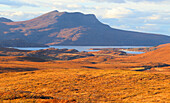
[26,10,103,28]
[52,10,59,12]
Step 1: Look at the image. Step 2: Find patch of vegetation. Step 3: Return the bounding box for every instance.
[0,69,169,102]
[0,47,94,60]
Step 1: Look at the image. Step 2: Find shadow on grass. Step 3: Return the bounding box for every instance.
[17,56,47,62]
[0,67,39,73]
[81,66,99,69]
[0,90,54,100]
[133,63,170,71]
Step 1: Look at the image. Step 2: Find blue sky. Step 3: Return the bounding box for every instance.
[0,0,170,36]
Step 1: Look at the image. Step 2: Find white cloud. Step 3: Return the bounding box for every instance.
[128,0,166,2]
[140,14,161,20]
[0,11,41,21]
[147,15,161,20]
[104,7,132,19]
[0,0,37,7]
[136,24,160,33]
[91,0,168,3]
[91,0,125,3]
[66,4,82,9]
[139,13,170,25]
[144,24,156,26]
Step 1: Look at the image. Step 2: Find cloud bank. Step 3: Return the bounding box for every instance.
[0,0,37,7]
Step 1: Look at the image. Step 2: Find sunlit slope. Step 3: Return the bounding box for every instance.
[130,44,170,63]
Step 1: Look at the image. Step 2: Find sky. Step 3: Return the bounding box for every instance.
[0,0,170,36]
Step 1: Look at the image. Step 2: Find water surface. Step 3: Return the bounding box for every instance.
[14,46,149,54]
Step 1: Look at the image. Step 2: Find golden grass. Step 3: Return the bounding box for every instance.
[0,44,169,102]
[0,69,169,102]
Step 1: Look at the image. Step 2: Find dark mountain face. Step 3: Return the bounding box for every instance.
[0,39,48,47]
[0,10,170,46]
[0,17,13,22]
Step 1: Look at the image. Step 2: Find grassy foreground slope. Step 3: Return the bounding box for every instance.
[0,69,169,103]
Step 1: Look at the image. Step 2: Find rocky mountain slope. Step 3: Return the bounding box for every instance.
[0,10,170,46]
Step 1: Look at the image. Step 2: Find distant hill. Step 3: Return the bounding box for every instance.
[0,10,170,46]
[131,43,170,63]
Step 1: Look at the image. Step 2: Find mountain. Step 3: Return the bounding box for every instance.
[0,17,13,22]
[0,39,48,47]
[0,10,170,46]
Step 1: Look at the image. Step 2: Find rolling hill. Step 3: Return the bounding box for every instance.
[132,43,170,63]
[0,43,169,102]
[0,10,170,46]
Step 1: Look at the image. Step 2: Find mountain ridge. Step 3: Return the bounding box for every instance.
[0,17,13,23]
[0,10,170,46]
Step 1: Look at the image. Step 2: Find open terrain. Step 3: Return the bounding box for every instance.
[0,44,169,102]
[0,69,169,103]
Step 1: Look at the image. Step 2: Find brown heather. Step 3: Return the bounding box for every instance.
[0,44,169,102]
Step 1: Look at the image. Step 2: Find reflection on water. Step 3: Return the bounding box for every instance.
[121,50,145,54]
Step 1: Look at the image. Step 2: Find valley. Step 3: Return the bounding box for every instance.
[0,44,169,102]
[0,9,169,103]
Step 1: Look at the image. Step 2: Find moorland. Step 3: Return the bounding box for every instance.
[0,43,169,103]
